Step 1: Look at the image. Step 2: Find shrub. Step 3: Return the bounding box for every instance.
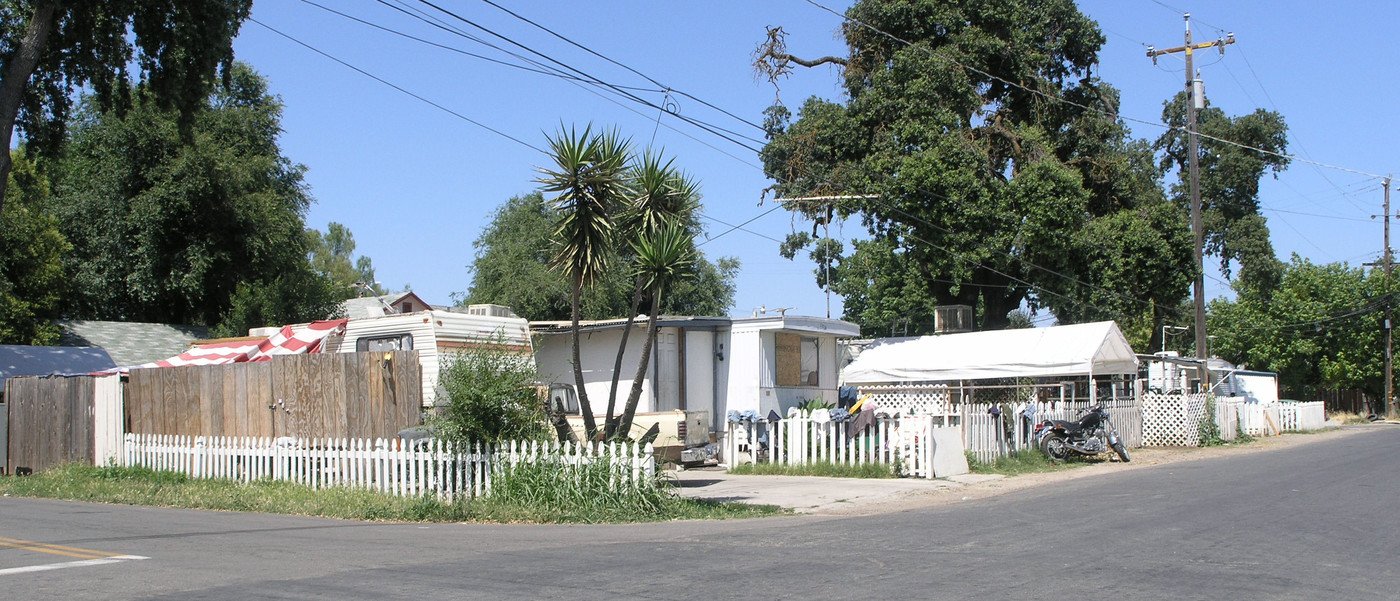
[432,332,548,444]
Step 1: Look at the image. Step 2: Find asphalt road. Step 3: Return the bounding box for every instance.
[2,427,1396,600]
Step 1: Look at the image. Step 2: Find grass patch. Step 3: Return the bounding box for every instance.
[1327,411,1371,425]
[0,463,781,524]
[726,461,897,479]
[965,449,1089,476]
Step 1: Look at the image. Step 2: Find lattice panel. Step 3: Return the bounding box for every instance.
[1141,392,1209,446]
[856,384,952,416]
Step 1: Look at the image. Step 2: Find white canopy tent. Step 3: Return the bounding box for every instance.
[842,321,1138,385]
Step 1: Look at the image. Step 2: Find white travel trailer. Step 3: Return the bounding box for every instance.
[279,303,531,408]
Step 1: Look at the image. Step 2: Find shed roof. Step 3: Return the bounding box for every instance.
[842,321,1138,384]
[57,320,209,366]
[0,345,116,380]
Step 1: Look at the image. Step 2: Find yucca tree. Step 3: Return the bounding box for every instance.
[604,150,700,438]
[616,222,696,439]
[538,124,631,442]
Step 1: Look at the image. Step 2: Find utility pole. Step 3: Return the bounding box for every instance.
[1148,14,1233,391]
[1385,177,1394,417]
[1367,177,1394,417]
[779,194,877,319]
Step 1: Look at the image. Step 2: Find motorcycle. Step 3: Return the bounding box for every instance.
[1034,405,1130,463]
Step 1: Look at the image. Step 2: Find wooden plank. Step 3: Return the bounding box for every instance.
[368,352,386,437]
[775,333,801,387]
[330,354,349,438]
[344,352,365,438]
[254,361,273,438]
[77,377,95,465]
[202,366,222,437]
[399,351,423,430]
[273,358,295,438]
[160,366,182,435]
[126,371,146,434]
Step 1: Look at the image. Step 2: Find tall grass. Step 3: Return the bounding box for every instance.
[726,461,896,479]
[965,449,1085,476]
[0,463,780,523]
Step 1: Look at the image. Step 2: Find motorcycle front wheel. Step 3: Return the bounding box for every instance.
[1111,439,1130,462]
[1039,433,1071,461]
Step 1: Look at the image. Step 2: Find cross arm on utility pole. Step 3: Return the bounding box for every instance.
[1147,35,1235,63]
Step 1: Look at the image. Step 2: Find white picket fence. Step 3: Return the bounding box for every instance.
[1279,401,1327,431]
[122,434,655,499]
[724,415,942,479]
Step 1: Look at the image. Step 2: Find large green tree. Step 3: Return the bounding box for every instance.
[0,146,67,344]
[308,222,384,298]
[1156,93,1289,294]
[0,0,251,216]
[462,192,738,321]
[51,62,332,329]
[756,0,1191,344]
[1209,256,1384,402]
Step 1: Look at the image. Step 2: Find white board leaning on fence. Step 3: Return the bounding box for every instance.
[842,321,1138,384]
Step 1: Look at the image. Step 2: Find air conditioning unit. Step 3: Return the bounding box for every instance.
[934,305,973,334]
[467,304,518,318]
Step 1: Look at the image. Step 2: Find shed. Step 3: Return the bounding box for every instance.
[842,321,1138,385]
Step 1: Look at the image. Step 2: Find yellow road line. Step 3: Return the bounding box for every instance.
[0,537,116,560]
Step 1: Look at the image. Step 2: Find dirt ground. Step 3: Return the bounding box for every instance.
[815,425,1383,516]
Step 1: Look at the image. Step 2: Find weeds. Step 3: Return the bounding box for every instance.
[726,461,896,479]
[0,463,780,524]
[1199,398,1225,446]
[965,449,1086,476]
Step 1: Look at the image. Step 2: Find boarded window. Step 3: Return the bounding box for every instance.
[775,333,819,387]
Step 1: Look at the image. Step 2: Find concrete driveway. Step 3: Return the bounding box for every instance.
[669,426,1370,515]
[668,467,1001,514]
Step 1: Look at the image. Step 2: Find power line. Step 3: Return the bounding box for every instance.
[412,0,768,152]
[306,0,767,169]
[249,18,542,153]
[472,0,765,134]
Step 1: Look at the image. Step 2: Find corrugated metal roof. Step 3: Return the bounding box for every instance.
[529,315,731,334]
[0,345,117,380]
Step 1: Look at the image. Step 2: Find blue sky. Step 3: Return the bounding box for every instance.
[231,1,1398,324]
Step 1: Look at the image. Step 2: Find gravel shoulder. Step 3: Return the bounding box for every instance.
[673,425,1383,516]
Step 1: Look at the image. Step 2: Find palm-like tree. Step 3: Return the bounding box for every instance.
[616,222,696,439]
[604,150,699,438]
[538,124,631,441]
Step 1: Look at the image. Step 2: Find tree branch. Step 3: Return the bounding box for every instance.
[0,1,58,215]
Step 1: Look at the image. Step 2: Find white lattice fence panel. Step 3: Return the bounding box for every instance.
[856,384,952,416]
[1141,392,1209,446]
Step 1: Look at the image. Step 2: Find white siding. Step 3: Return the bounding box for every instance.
[332,310,531,407]
[534,327,655,416]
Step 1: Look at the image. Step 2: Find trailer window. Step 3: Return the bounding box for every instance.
[357,334,413,352]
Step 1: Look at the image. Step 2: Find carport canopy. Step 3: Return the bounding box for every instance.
[842,321,1138,384]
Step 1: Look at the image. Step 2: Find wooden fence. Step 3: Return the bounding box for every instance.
[5,374,123,474]
[125,351,422,439]
[1309,389,1372,414]
[122,434,655,499]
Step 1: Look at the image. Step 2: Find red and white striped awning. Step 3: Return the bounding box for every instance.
[134,319,348,369]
